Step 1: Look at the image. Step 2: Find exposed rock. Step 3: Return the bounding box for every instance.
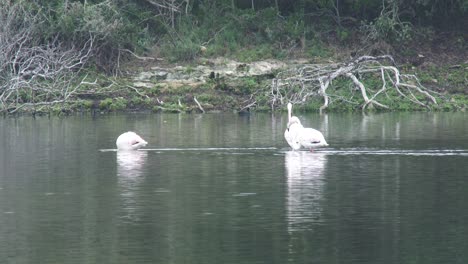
[133,81,154,88]
[131,58,288,88]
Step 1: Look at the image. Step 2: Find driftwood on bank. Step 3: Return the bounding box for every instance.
[0,3,96,114]
[270,55,439,112]
[0,37,95,113]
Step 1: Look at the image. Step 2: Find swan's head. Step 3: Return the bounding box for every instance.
[288,116,302,128]
[116,131,148,151]
[287,103,292,111]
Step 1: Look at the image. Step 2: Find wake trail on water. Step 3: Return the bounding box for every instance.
[316,148,468,156]
[101,147,468,156]
[100,147,277,152]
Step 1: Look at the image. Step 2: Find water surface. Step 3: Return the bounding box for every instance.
[1,112,467,264]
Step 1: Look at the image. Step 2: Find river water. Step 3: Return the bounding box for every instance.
[1,112,467,264]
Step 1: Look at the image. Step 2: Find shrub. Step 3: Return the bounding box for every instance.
[360,3,413,44]
[99,97,127,111]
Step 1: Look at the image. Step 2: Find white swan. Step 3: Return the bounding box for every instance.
[284,103,328,151]
[284,103,302,150]
[116,131,148,150]
[297,125,329,150]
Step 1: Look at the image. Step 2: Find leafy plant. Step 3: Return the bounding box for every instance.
[99,97,127,111]
[360,1,413,44]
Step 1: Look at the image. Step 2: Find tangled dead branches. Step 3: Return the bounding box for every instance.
[270,55,439,112]
[0,37,95,113]
[0,2,95,114]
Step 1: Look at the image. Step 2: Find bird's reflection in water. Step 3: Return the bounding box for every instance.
[116,150,148,223]
[117,150,148,177]
[285,151,328,231]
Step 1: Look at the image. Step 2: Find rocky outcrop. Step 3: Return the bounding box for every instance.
[132,58,289,88]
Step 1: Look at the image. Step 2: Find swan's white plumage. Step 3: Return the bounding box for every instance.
[298,127,328,149]
[284,103,328,150]
[116,131,148,150]
[285,103,302,150]
[285,118,302,150]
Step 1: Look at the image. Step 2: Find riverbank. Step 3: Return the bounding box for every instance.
[71,30,468,114]
[6,38,468,116]
[68,52,467,115]
[7,53,466,116]
[2,1,466,116]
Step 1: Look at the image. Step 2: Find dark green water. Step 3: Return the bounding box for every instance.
[1,112,467,264]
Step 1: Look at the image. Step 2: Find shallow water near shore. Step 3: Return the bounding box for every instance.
[1,112,467,264]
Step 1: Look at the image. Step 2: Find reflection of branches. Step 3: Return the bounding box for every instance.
[0,2,94,113]
[270,55,439,112]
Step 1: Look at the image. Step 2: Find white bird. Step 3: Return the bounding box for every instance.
[284,103,328,151]
[284,103,302,150]
[116,131,148,150]
[297,126,328,150]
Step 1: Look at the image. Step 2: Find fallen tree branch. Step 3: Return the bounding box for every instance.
[0,6,95,113]
[270,55,440,112]
[240,100,256,112]
[346,72,389,109]
[119,49,159,61]
[127,85,150,99]
[193,96,205,113]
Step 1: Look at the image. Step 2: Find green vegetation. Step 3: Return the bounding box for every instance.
[0,0,466,114]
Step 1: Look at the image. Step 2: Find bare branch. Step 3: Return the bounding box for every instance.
[119,49,158,61]
[270,55,439,111]
[0,3,95,113]
[127,85,150,99]
[193,96,205,113]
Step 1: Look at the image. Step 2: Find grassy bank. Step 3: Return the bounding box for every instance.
[1,1,466,115]
[28,58,466,116]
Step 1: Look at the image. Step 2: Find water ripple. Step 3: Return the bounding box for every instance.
[101,147,468,156]
[318,148,468,156]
